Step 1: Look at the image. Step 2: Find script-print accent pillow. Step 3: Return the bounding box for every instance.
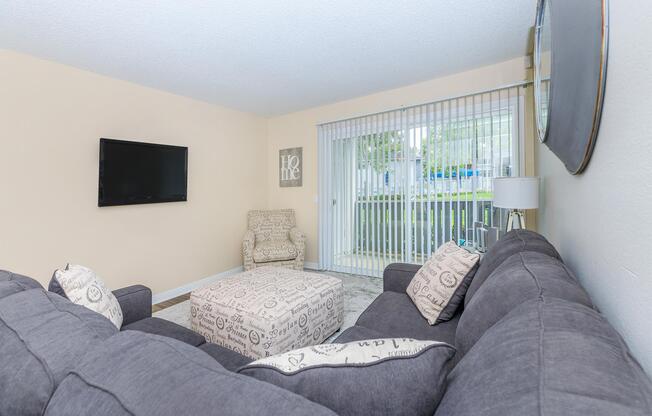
[239,338,455,416]
[407,241,480,325]
[53,264,123,328]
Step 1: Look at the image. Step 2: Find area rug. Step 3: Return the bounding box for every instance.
[153,270,383,343]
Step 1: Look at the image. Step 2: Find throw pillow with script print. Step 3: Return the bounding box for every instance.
[407,241,479,325]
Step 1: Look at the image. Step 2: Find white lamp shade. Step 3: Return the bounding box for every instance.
[493,177,540,209]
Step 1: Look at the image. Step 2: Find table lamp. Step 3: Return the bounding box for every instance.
[493,177,540,231]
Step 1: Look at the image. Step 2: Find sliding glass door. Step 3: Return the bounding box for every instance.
[319,85,527,277]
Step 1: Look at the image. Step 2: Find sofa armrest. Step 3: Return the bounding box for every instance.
[383,263,421,293]
[289,227,306,270]
[243,229,256,270]
[289,227,306,249]
[113,284,152,326]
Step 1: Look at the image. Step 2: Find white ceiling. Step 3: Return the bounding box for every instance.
[0,1,536,115]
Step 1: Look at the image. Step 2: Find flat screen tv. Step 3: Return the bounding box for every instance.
[98,138,188,207]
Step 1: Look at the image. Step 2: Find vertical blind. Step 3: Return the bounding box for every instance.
[318,83,528,277]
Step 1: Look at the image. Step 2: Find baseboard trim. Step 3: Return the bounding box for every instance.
[304,261,320,270]
[151,266,244,305]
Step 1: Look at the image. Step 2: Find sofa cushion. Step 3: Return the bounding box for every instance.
[0,289,118,416]
[332,325,386,343]
[253,240,298,263]
[0,269,43,300]
[436,298,652,416]
[455,251,593,355]
[406,241,479,324]
[464,229,561,307]
[198,342,254,371]
[122,317,206,346]
[45,331,336,416]
[239,338,456,416]
[355,291,460,345]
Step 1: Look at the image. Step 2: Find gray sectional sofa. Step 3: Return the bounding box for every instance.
[1,230,651,415]
[340,230,652,415]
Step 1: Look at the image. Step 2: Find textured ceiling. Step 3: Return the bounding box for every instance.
[0,0,536,115]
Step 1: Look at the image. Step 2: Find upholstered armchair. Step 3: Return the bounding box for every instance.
[243,209,306,271]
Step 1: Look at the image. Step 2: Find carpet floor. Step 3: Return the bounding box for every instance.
[153,270,383,343]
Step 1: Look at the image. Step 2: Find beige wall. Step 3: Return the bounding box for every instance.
[0,50,268,293]
[0,50,533,296]
[537,1,652,375]
[266,57,532,264]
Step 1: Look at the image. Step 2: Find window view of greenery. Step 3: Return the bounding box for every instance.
[335,109,514,260]
[354,111,514,201]
[330,101,518,273]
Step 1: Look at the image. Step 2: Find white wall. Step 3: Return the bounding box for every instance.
[538,0,652,374]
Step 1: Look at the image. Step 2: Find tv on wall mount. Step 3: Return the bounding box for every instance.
[98,138,188,207]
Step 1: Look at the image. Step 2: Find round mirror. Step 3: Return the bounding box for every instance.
[534,0,608,174]
[534,0,552,143]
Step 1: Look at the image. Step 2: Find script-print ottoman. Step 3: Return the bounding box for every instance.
[190,266,344,359]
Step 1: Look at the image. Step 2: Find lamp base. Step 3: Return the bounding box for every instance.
[506,210,525,232]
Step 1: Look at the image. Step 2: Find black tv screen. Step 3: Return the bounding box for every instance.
[98,138,188,207]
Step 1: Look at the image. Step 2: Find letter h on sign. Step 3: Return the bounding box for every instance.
[279,147,302,187]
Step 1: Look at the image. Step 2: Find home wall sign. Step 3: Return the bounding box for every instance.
[279,147,302,187]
